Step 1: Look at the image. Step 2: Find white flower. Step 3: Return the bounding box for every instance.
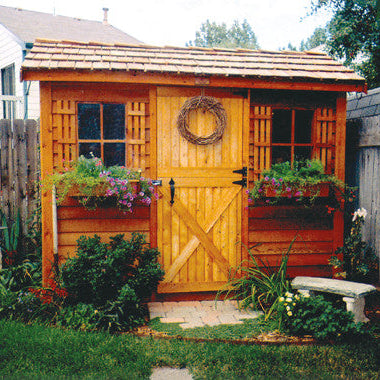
[286,298,292,303]
[279,297,285,302]
[286,306,290,311]
[285,292,293,298]
[352,207,367,222]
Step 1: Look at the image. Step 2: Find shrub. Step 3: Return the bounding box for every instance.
[277,292,366,341]
[61,232,164,332]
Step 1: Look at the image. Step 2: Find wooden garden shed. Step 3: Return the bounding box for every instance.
[21,39,366,296]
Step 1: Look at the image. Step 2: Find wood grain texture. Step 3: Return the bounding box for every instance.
[156,89,245,293]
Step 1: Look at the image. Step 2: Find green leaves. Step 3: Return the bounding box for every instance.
[217,237,295,320]
[188,19,259,49]
[61,232,165,332]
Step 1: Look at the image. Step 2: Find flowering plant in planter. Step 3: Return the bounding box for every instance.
[47,155,157,213]
[248,159,346,208]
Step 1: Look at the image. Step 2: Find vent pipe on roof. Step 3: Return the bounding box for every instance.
[103,8,109,25]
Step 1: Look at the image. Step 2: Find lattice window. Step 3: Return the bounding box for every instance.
[77,102,147,169]
[313,108,336,174]
[250,105,336,181]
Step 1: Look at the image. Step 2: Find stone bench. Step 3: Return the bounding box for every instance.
[291,276,377,323]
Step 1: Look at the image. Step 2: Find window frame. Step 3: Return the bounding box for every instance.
[77,102,127,166]
[271,107,315,166]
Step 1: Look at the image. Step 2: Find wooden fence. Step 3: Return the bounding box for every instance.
[0,119,40,230]
[347,115,380,269]
[356,116,380,259]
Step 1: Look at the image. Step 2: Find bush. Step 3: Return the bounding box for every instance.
[61,232,164,332]
[277,292,366,341]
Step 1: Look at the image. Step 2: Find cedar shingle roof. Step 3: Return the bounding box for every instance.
[0,5,141,45]
[22,39,365,85]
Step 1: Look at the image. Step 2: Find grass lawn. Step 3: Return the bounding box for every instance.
[1,319,379,379]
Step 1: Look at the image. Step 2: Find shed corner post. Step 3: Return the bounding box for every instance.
[40,81,55,286]
[333,92,347,257]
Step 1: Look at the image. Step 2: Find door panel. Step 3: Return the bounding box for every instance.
[156,90,245,293]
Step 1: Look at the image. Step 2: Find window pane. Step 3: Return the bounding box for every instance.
[295,110,313,143]
[272,146,291,164]
[79,143,101,159]
[272,109,291,143]
[103,104,125,140]
[294,146,312,161]
[78,103,101,139]
[104,143,125,167]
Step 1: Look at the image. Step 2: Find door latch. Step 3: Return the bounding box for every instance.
[169,178,175,205]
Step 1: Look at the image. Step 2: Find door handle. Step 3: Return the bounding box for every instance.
[169,178,175,205]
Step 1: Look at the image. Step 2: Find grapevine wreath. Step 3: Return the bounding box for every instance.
[177,96,227,145]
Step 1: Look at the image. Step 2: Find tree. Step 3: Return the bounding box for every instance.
[300,27,328,51]
[188,19,259,49]
[312,0,380,88]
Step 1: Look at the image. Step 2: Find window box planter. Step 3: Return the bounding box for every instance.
[261,182,330,198]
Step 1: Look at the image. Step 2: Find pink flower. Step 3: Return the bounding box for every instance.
[295,191,301,197]
[258,188,262,193]
[286,187,292,192]
[264,176,269,181]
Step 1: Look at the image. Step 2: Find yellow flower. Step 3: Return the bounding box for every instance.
[279,297,285,302]
[287,311,293,316]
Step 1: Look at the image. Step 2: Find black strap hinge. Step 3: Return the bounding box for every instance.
[232,166,247,176]
[232,178,247,188]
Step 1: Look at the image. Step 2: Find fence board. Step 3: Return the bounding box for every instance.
[0,119,40,230]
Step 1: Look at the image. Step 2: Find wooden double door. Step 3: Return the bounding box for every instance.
[156,88,248,293]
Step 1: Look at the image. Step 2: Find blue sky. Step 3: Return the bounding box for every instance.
[0,0,333,50]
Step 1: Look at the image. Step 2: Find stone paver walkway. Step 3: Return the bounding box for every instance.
[148,300,262,329]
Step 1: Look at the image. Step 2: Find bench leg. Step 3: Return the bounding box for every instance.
[342,297,369,323]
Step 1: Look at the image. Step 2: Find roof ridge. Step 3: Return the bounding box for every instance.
[33,39,334,58]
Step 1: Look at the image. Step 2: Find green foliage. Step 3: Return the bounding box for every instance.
[47,155,156,213]
[188,19,259,49]
[312,0,380,88]
[300,26,329,51]
[61,233,164,332]
[248,159,347,207]
[0,210,21,266]
[278,292,366,341]
[217,239,294,319]
[330,209,379,282]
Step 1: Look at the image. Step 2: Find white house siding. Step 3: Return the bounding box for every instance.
[26,80,40,120]
[0,24,40,120]
[0,23,23,118]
